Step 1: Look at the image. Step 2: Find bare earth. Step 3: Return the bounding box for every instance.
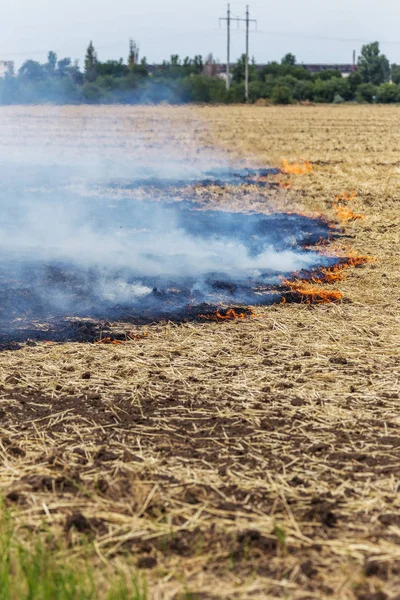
[0,105,399,599]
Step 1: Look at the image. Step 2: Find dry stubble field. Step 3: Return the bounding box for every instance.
[0,104,399,599]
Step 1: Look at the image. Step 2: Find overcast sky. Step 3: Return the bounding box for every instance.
[1,0,400,68]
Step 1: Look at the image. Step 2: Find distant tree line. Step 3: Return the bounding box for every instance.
[1,40,400,105]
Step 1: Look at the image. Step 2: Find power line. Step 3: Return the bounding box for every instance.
[0,49,51,57]
[254,29,400,45]
[219,4,257,100]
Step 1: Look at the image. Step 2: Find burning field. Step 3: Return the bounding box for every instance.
[0,105,399,599]
[0,154,367,343]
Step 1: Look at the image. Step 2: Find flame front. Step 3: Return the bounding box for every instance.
[281,252,372,304]
[281,159,313,175]
[333,190,365,222]
[282,280,343,304]
[199,307,255,321]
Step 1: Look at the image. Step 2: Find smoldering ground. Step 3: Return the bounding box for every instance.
[0,116,337,340]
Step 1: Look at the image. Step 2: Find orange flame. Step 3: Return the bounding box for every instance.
[282,280,343,304]
[95,331,148,344]
[95,337,124,345]
[279,181,292,190]
[281,251,373,303]
[333,191,365,222]
[309,267,346,284]
[281,159,312,175]
[342,252,374,267]
[313,246,373,263]
[199,307,255,322]
[294,253,372,287]
[127,331,148,341]
[335,206,365,222]
[335,191,357,203]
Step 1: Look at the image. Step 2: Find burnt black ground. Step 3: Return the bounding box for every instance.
[0,168,340,343]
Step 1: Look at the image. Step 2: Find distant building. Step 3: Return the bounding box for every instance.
[214,62,357,78]
[301,64,356,77]
[145,61,357,80]
[0,60,14,78]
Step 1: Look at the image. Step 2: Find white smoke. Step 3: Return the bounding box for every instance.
[0,107,329,320]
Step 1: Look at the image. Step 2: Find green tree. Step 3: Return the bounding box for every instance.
[258,62,311,81]
[357,42,390,85]
[82,81,103,102]
[248,80,264,102]
[133,58,149,78]
[347,70,362,96]
[128,39,139,70]
[18,60,44,81]
[96,75,117,90]
[96,59,129,78]
[313,77,350,102]
[57,57,71,77]
[180,74,226,103]
[271,84,293,104]
[262,75,277,99]
[333,93,344,103]
[281,53,296,66]
[228,82,245,103]
[376,83,400,103]
[84,41,98,82]
[5,61,14,78]
[191,55,204,74]
[292,79,314,101]
[70,59,84,84]
[356,83,377,103]
[314,69,342,81]
[391,64,400,84]
[45,51,57,76]
[259,61,281,78]
[232,54,257,83]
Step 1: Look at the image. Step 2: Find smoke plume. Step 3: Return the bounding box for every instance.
[0,108,334,337]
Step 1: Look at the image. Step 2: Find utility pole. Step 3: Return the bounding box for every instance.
[245,5,249,101]
[219,4,257,94]
[219,4,232,89]
[227,4,231,88]
[244,6,257,102]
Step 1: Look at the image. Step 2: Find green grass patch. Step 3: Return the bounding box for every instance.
[0,506,147,600]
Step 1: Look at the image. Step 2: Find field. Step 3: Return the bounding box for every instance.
[0,104,399,599]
